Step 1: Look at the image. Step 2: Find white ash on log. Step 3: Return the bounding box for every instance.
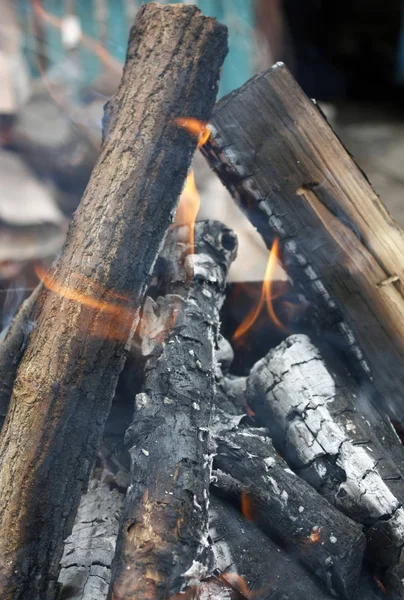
[212,424,365,599]
[0,283,41,428]
[247,334,404,567]
[0,5,228,599]
[208,496,335,600]
[201,63,404,421]
[58,481,124,600]
[109,221,238,600]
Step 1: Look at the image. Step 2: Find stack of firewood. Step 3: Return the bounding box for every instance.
[1,4,404,600]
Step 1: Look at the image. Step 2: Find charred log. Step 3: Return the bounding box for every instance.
[201,62,404,422]
[0,5,228,599]
[208,496,335,600]
[212,424,365,598]
[247,334,404,566]
[109,221,237,600]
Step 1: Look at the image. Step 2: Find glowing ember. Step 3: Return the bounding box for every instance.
[219,572,251,598]
[233,236,285,341]
[303,528,321,545]
[373,576,388,595]
[240,491,255,522]
[175,170,201,251]
[173,117,211,148]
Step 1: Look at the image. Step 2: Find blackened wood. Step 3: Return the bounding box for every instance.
[0,283,41,428]
[212,425,365,598]
[209,496,334,600]
[109,221,237,600]
[0,6,228,599]
[247,334,404,566]
[201,62,404,421]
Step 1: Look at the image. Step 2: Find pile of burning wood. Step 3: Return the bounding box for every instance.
[1,4,404,599]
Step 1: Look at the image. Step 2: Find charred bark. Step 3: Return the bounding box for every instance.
[0,283,41,428]
[208,496,335,600]
[109,221,237,600]
[212,424,365,598]
[0,5,228,599]
[201,62,404,421]
[247,334,404,566]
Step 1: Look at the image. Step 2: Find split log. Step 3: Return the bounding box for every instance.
[247,334,404,566]
[212,424,365,598]
[109,221,238,600]
[208,496,335,600]
[0,283,41,427]
[201,62,404,421]
[0,5,228,599]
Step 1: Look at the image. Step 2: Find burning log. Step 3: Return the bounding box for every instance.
[246,334,404,567]
[208,496,335,600]
[109,221,238,600]
[0,5,228,599]
[212,425,365,599]
[0,283,41,428]
[201,62,404,421]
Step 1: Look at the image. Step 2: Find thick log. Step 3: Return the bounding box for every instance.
[201,62,404,421]
[208,496,335,600]
[0,6,228,599]
[247,334,404,566]
[212,425,365,598]
[0,283,42,427]
[109,221,237,600]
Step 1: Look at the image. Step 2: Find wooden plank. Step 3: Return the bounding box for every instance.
[201,63,404,421]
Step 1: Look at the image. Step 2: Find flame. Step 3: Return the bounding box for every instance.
[233,237,285,341]
[174,170,200,251]
[173,118,210,148]
[219,573,251,598]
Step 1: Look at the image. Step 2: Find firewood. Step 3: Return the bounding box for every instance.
[247,334,404,566]
[109,221,237,600]
[201,62,404,421]
[0,283,41,428]
[0,5,228,599]
[208,496,335,600]
[212,424,365,598]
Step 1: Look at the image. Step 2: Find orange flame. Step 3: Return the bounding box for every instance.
[174,170,200,252]
[240,492,255,522]
[219,573,251,598]
[173,118,210,148]
[233,237,285,341]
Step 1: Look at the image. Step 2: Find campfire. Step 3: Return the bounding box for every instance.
[1,3,404,600]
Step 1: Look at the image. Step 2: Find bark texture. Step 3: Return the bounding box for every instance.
[201,62,404,421]
[247,334,404,566]
[0,5,228,599]
[212,425,365,598]
[109,221,237,600]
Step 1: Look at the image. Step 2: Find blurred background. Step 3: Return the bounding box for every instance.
[1,0,404,329]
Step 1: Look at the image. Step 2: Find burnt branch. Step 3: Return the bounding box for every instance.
[0,5,228,599]
[109,221,237,600]
[247,334,404,566]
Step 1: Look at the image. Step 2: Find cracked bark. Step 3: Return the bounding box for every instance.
[109,221,237,600]
[212,423,365,598]
[201,62,404,422]
[247,334,404,566]
[0,5,228,599]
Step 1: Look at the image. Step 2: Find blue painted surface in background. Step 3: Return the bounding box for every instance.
[18,0,255,97]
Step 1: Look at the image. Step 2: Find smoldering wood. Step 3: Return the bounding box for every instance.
[0,283,42,428]
[109,221,237,600]
[0,5,228,599]
[201,62,404,422]
[212,424,365,598]
[247,334,404,566]
[208,496,335,600]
